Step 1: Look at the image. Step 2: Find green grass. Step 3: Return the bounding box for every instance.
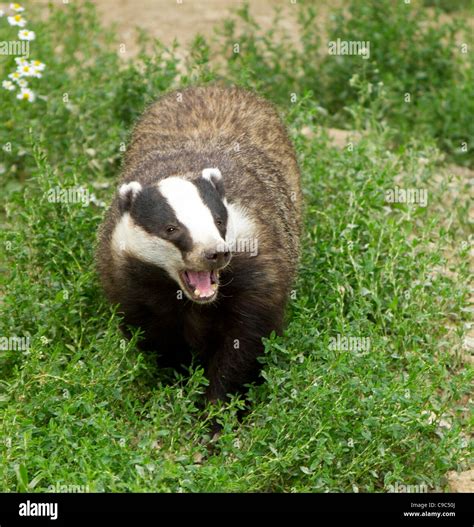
[0,1,472,492]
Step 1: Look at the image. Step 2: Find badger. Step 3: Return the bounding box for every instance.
[96,85,302,402]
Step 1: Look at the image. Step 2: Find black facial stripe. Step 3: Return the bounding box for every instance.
[130,186,193,253]
[194,178,228,239]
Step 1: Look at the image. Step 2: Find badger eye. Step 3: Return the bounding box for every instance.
[166,226,178,234]
[216,219,223,226]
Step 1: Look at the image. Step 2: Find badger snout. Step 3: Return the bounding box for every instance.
[203,249,231,269]
[186,239,231,272]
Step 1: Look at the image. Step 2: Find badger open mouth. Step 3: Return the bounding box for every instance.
[180,270,219,302]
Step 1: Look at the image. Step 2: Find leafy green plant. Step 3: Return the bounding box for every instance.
[215,0,472,166]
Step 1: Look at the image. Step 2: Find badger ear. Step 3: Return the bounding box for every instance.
[202,168,225,198]
[118,181,142,213]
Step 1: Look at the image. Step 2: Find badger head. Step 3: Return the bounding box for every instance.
[112,168,232,304]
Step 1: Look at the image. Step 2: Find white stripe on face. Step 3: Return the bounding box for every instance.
[226,202,256,246]
[111,212,184,282]
[158,177,225,250]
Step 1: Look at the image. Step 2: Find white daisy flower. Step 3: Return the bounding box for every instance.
[17,79,28,88]
[7,14,26,27]
[8,71,22,82]
[10,3,25,12]
[18,29,35,41]
[17,63,33,77]
[30,68,42,79]
[2,80,16,91]
[16,88,35,102]
[31,60,46,71]
[15,57,28,66]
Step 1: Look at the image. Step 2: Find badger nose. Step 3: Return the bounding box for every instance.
[203,250,231,268]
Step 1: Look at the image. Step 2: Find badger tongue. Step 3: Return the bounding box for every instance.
[186,271,214,298]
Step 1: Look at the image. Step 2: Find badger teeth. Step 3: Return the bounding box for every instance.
[194,289,201,297]
[211,283,218,290]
